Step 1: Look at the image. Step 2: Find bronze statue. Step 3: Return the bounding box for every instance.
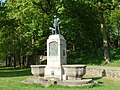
[49,15,61,35]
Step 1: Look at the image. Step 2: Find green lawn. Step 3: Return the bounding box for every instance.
[0,66,120,90]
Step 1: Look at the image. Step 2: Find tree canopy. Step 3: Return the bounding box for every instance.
[0,0,120,67]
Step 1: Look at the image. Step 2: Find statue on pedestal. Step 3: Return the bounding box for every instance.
[49,15,61,35]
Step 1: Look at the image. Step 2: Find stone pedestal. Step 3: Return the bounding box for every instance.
[45,34,66,80]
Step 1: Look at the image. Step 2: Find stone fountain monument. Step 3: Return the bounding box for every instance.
[30,16,92,86]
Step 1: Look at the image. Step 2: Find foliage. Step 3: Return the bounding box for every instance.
[0,0,120,66]
[0,0,60,67]
[67,48,120,66]
[109,8,120,47]
[61,0,102,51]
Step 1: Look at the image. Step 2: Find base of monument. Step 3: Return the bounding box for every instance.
[44,66,63,80]
[57,79,92,86]
[22,77,93,87]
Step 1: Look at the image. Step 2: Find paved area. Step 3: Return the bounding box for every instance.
[22,77,92,87]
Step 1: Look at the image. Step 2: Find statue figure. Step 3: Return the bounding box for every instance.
[49,27,55,35]
[49,15,61,35]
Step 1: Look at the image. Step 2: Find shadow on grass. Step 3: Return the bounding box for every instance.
[0,66,32,77]
[83,77,102,80]
[84,77,104,84]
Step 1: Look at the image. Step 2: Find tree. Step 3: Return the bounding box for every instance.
[62,0,101,52]
[98,0,110,63]
[0,0,63,67]
[110,7,120,47]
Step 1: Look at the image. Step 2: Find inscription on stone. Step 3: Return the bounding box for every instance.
[49,42,58,56]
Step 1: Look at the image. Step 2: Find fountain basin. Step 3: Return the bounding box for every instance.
[62,65,86,80]
[30,65,86,80]
[30,65,46,77]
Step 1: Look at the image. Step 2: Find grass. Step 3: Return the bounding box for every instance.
[87,60,120,67]
[1,66,120,90]
[104,60,120,67]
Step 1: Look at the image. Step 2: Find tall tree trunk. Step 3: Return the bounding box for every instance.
[118,23,120,47]
[26,56,30,67]
[6,56,8,66]
[22,56,25,66]
[18,55,21,66]
[8,56,11,66]
[13,55,16,68]
[98,0,110,63]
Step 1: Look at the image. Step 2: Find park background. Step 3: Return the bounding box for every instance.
[0,0,120,90]
[0,0,120,67]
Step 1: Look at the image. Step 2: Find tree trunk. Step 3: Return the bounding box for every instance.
[118,23,120,47]
[72,44,75,51]
[8,56,11,66]
[22,56,25,66]
[26,56,30,67]
[98,0,110,63]
[13,55,16,68]
[6,56,8,66]
[18,56,21,66]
